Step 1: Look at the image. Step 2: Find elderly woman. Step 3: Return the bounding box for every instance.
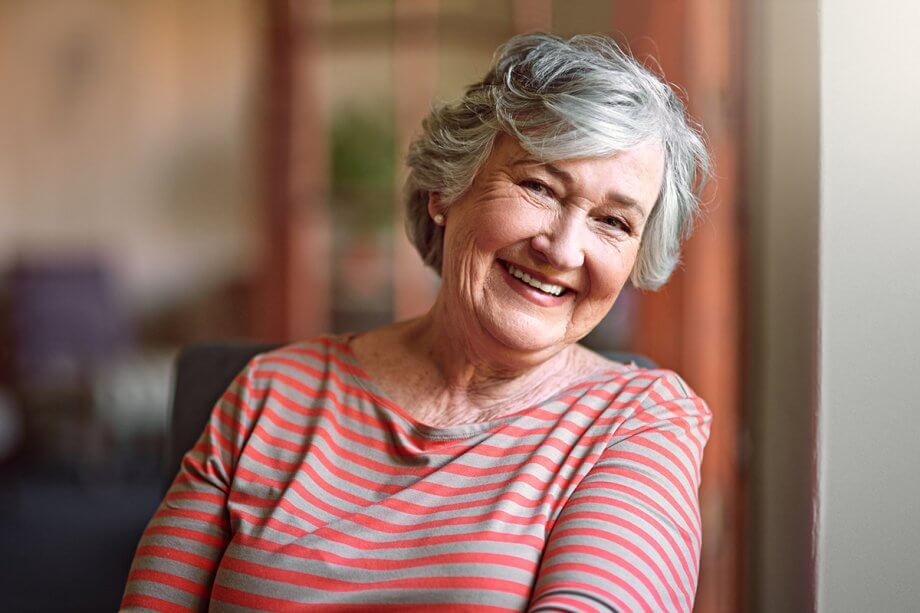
[122,33,711,612]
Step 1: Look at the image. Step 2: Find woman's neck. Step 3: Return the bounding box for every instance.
[350,305,599,427]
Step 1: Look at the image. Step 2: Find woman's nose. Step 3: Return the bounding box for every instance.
[530,210,586,271]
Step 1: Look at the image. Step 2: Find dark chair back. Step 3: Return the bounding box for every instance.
[164,342,657,490]
[164,342,278,491]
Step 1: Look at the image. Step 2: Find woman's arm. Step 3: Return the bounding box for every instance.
[120,357,265,611]
[528,375,712,612]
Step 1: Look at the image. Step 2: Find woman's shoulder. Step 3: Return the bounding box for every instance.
[236,334,361,384]
[572,345,707,410]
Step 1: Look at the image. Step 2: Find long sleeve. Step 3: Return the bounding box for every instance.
[121,357,265,612]
[528,373,712,613]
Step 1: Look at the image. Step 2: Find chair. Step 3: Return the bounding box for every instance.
[164,342,657,489]
[164,342,277,491]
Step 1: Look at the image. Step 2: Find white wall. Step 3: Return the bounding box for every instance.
[750,1,920,610]
[817,1,920,610]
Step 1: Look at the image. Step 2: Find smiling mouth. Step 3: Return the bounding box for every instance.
[503,262,568,297]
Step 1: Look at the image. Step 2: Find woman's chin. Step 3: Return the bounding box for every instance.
[477,315,567,360]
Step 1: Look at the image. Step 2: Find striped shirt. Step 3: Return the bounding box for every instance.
[121,335,711,612]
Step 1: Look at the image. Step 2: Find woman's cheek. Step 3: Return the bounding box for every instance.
[475,203,548,250]
[586,245,634,299]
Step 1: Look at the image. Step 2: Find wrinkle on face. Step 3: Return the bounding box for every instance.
[432,134,663,368]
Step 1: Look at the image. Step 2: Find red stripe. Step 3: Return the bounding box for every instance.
[145,525,226,549]
[120,593,190,612]
[626,408,708,460]
[587,468,700,545]
[127,568,209,598]
[209,582,307,611]
[210,582,518,612]
[158,506,228,529]
[233,506,312,538]
[135,545,218,572]
[629,433,701,488]
[234,531,539,573]
[531,579,633,613]
[164,490,225,507]
[220,555,532,596]
[538,561,655,612]
[531,594,597,612]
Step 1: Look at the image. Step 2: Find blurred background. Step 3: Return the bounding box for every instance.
[1,1,744,610]
[2,1,917,612]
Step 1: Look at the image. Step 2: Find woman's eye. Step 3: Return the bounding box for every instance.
[521,180,550,196]
[600,216,630,232]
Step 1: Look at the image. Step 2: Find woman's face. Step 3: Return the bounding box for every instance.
[434,134,664,362]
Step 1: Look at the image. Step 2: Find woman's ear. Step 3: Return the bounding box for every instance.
[427,192,445,225]
[427,192,441,219]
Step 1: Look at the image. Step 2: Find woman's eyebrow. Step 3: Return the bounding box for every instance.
[510,159,575,183]
[605,193,645,216]
[510,157,544,170]
[543,162,574,183]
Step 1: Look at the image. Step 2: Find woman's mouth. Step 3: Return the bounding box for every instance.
[504,263,567,296]
[497,260,573,307]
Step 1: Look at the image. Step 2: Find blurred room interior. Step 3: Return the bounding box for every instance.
[1,1,917,612]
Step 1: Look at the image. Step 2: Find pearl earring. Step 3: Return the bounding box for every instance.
[433,213,445,225]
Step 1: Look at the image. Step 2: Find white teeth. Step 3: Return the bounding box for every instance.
[506,263,565,296]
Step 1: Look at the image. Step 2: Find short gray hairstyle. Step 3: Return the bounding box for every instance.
[405,33,710,290]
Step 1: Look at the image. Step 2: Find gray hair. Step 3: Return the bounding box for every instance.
[404,33,709,290]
